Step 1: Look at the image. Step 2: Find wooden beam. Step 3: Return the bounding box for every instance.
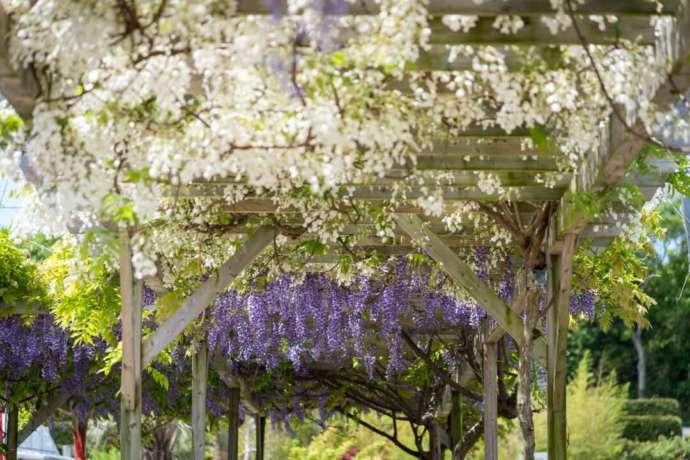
[214,187,565,214]
[427,15,655,46]
[227,386,241,460]
[483,333,498,460]
[393,213,546,366]
[547,234,575,460]
[558,3,690,237]
[192,343,209,460]
[119,228,143,460]
[236,0,680,16]
[142,227,275,367]
[187,170,570,191]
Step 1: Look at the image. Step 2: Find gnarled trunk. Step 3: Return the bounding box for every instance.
[517,271,539,460]
[144,422,177,460]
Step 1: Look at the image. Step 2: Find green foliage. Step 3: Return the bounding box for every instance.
[269,413,419,460]
[621,415,682,442]
[0,230,48,312]
[89,448,120,460]
[624,399,680,416]
[573,234,656,329]
[0,111,23,140]
[530,353,627,459]
[41,236,120,345]
[622,437,690,460]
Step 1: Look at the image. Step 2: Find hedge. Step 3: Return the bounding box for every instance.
[624,399,680,417]
[622,415,683,442]
[622,437,690,460]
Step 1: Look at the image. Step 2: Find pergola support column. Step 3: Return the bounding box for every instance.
[255,415,266,460]
[119,229,143,460]
[483,336,498,460]
[547,233,576,460]
[227,385,240,460]
[192,343,209,460]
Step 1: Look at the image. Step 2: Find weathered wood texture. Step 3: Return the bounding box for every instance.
[255,416,266,460]
[192,343,209,460]
[393,213,547,365]
[483,338,498,460]
[546,234,576,460]
[236,0,680,15]
[228,386,241,460]
[142,228,275,366]
[119,229,144,460]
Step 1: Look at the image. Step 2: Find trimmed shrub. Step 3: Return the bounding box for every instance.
[621,415,682,441]
[622,437,690,460]
[624,399,680,417]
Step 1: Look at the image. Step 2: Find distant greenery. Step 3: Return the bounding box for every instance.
[568,200,690,422]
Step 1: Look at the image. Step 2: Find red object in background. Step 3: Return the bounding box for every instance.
[340,447,360,460]
[0,404,5,460]
[71,421,87,460]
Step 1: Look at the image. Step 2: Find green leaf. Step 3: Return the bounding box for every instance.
[667,171,690,197]
[299,239,328,256]
[148,367,170,391]
[529,124,550,155]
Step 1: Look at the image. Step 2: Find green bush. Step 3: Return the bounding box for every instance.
[621,415,682,441]
[624,399,680,416]
[527,353,627,460]
[622,437,690,460]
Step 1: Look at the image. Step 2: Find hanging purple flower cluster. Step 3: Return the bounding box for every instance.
[0,314,69,385]
[206,258,492,379]
[569,290,597,320]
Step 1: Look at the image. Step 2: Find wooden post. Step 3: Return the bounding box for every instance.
[255,415,265,460]
[483,339,498,460]
[6,403,18,460]
[192,343,209,460]
[547,234,576,460]
[227,387,241,460]
[119,229,143,460]
[450,390,462,451]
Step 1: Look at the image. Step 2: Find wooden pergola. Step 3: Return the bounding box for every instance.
[1,1,688,459]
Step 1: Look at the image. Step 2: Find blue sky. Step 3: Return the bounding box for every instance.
[0,178,21,228]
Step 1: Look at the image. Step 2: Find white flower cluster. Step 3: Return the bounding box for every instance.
[0,0,683,277]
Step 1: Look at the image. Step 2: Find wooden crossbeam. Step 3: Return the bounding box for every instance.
[236,0,680,16]
[210,187,566,213]
[557,4,690,237]
[141,228,275,367]
[426,16,656,46]
[336,16,656,47]
[393,213,547,365]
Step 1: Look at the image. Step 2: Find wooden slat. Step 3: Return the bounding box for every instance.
[192,343,209,460]
[236,0,680,16]
[142,228,275,366]
[428,16,655,46]
[213,187,566,213]
[393,213,547,365]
